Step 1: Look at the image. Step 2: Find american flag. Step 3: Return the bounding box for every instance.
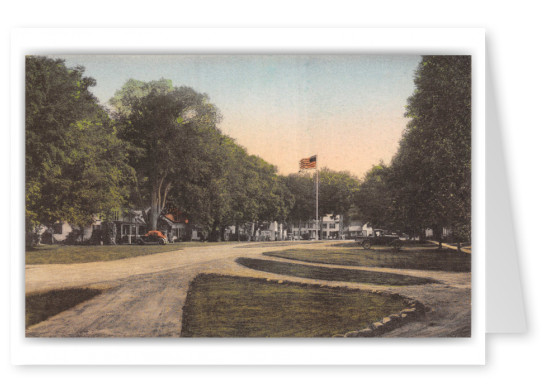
[299,155,317,170]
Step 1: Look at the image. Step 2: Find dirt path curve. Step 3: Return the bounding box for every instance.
[25,241,471,338]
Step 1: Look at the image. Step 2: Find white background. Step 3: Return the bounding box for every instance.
[1,0,548,389]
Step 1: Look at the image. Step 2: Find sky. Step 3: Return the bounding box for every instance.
[55,54,421,178]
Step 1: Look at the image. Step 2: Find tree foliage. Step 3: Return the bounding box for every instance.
[25,56,131,244]
[284,168,359,224]
[111,78,294,239]
[354,163,392,228]
[355,55,472,241]
[318,168,360,217]
[393,55,471,239]
[110,79,221,230]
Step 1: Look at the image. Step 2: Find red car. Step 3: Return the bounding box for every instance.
[136,230,168,245]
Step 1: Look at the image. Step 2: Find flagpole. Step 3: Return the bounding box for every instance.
[316,156,319,240]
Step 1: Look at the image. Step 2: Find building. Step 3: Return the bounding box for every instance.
[253,221,286,241]
[289,214,342,240]
[158,212,187,242]
[343,221,371,239]
[37,208,189,245]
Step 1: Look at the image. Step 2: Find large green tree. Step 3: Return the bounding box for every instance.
[318,168,360,218]
[110,79,221,230]
[25,56,131,246]
[389,55,471,242]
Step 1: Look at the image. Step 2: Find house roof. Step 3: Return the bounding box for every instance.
[163,213,183,223]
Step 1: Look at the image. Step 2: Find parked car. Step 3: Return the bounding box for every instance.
[354,229,402,250]
[136,230,168,245]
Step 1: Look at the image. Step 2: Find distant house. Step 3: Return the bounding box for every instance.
[158,212,187,242]
[37,208,190,245]
[289,214,342,240]
[344,221,372,239]
[40,215,103,244]
[425,227,453,240]
[253,221,286,241]
[320,215,342,239]
[109,209,148,244]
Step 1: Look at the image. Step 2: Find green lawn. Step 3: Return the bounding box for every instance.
[237,258,436,285]
[26,288,103,328]
[25,242,233,265]
[181,274,409,337]
[264,246,471,272]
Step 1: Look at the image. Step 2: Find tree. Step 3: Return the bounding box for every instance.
[318,168,360,218]
[389,55,471,244]
[283,168,358,239]
[25,56,131,246]
[283,173,314,225]
[355,163,392,228]
[110,80,221,230]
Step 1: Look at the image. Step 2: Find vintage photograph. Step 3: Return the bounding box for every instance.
[24,54,471,338]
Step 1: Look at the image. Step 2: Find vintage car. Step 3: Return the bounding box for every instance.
[355,229,402,250]
[136,230,168,245]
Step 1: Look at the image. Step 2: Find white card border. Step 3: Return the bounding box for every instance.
[10,27,485,365]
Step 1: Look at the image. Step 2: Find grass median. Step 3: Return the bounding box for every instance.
[236,257,436,285]
[181,274,409,337]
[26,288,103,328]
[25,241,233,265]
[264,247,471,272]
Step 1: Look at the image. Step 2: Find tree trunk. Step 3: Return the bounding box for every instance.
[220,224,226,241]
[150,186,160,231]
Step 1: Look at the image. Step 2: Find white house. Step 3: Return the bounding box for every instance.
[289,214,342,240]
[344,221,372,239]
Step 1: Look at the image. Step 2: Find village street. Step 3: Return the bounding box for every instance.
[25,241,471,338]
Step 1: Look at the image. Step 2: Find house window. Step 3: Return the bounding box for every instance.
[329,223,335,229]
[308,223,313,228]
[122,225,130,235]
[322,223,327,229]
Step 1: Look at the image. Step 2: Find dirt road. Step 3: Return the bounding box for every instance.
[25,241,471,338]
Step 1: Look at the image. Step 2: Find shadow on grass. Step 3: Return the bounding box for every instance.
[265,247,471,272]
[181,273,410,337]
[26,288,103,328]
[332,241,437,249]
[236,258,437,285]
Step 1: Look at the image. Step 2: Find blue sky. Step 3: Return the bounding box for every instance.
[56,54,421,178]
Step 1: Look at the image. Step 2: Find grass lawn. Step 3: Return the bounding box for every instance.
[237,258,436,285]
[25,241,233,265]
[264,246,471,272]
[26,288,103,328]
[181,274,409,337]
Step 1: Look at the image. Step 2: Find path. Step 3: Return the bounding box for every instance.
[25,241,471,338]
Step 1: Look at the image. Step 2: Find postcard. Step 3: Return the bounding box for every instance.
[11,28,486,365]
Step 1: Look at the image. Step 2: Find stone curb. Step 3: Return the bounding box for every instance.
[339,297,427,338]
[272,277,429,338]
